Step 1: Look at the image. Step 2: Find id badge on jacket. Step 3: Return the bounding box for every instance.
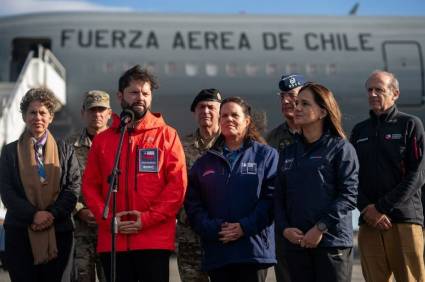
[138,148,158,173]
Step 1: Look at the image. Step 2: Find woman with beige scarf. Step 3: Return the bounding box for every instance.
[0,88,80,282]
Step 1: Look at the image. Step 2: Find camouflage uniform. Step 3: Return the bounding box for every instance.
[266,122,296,153]
[67,129,106,282]
[266,121,295,282]
[177,129,219,282]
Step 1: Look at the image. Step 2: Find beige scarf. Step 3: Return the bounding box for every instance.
[17,130,61,265]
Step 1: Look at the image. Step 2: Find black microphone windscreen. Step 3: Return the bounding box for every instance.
[120,109,135,125]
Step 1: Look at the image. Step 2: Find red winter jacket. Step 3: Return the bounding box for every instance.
[82,112,187,252]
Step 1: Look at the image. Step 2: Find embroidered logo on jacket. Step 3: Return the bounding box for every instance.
[384,133,402,141]
[283,158,294,170]
[241,162,257,175]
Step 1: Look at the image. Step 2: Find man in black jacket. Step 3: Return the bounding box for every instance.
[351,70,425,282]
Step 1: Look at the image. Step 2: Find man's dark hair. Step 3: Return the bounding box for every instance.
[118,65,159,92]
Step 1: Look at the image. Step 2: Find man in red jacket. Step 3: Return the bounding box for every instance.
[82,65,187,282]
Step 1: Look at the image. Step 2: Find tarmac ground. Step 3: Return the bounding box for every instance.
[0,255,365,282]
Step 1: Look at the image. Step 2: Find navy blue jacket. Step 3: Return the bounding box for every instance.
[351,106,425,225]
[185,138,278,271]
[274,133,358,250]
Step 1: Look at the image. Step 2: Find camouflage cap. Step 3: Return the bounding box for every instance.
[83,90,110,110]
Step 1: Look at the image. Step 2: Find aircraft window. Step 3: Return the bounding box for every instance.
[306,64,318,75]
[205,63,218,77]
[266,63,277,76]
[226,63,238,77]
[102,63,114,73]
[246,63,258,77]
[286,64,298,74]
[144,63,157,73]
[185,63,198,77]
[326,64,337,75]
[122,63,131,71]
[165,62,177,75]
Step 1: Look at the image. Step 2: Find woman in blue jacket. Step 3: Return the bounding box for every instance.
[185,97,278,282]
[274,83,359,282]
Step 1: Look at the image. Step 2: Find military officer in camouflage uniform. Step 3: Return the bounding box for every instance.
[67,90,112,282]
[177,89,222,282]
[266,74,306,282]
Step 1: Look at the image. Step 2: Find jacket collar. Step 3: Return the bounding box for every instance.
[295,131,332,154]
[73,128,92,148]
[210,135,254,155]
[191,129,220,151]
[369,105,398,123]
[282,121,299,135]
[111,111,165,133]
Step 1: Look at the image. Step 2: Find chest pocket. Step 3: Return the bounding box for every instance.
[381,132,406,165]
[239,161,263,198]
[284,155,334,194]
[308,156,334,184]
[354,136,370,163]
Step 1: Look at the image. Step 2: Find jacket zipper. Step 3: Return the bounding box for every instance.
[208,150,240,221]
[208,150,232,183]
[125,133,132,250]
[374,118,380,196]
[135,145,139,191]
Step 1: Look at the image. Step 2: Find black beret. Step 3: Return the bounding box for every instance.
[190,88,222,112]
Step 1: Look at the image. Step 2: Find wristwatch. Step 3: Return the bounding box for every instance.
[316,222,328,233]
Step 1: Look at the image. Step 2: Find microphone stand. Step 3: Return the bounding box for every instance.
[102,121,128,282]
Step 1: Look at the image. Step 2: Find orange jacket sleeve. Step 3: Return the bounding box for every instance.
[82,137,108,223]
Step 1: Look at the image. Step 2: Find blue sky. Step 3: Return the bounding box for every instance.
[89,0,425,16]
[2,0,425,16]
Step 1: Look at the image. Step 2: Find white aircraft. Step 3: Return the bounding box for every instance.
[0,12,424,137]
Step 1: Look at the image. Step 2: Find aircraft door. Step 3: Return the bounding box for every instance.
[383,41,424,106]
[9,38,51,81]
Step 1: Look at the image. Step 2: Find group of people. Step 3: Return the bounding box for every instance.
[0,64,424,282]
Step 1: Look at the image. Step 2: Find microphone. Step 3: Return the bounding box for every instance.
[120,109,135,127]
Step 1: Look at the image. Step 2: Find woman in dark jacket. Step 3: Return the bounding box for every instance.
[185,97,278,282]
[0,88,80,282]
[274,83,359,282]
